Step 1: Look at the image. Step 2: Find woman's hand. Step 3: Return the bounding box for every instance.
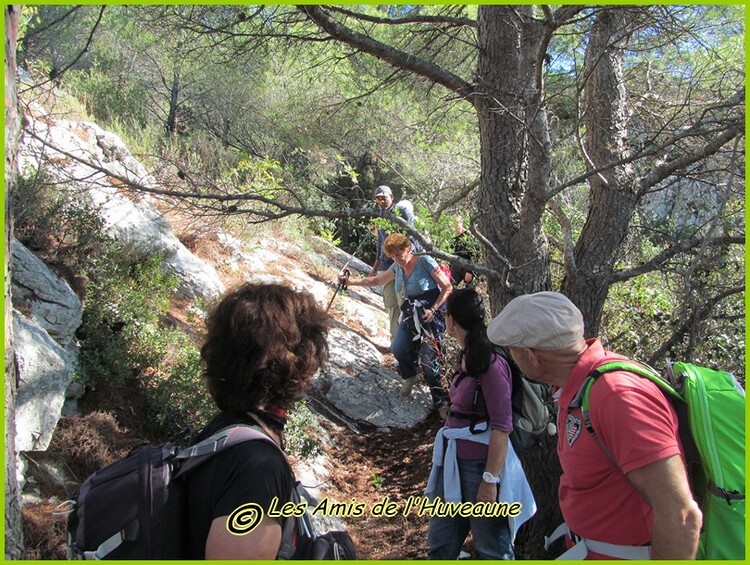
[422,307,436,322]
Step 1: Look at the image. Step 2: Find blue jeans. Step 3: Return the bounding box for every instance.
[427,459,514,560]
[391,321,446,407]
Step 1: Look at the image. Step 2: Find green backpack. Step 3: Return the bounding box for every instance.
[575,360,745,560]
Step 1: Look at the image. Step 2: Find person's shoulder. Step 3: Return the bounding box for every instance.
[395,199,414,214]
[421,253,438,266]
[198,412,254,440]
[486,352,512,380]
[212,435,290,478]
[589,365,671,414]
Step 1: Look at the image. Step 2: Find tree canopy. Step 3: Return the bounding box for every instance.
[17,4,744,373]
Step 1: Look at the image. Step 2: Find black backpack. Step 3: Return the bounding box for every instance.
[448,347,555,454]
[65,425,355,560]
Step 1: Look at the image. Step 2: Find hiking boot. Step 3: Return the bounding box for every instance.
[399,377,417,397]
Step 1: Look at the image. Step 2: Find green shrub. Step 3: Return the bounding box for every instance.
[77,249,176,387]
[14,166,109,267]
[285,400,323,460]
[77,243,219,437]
[136,328,215,436]
[67,66,148,128]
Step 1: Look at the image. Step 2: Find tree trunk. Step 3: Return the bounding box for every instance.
[560,8,638,336]
[166,71,180,135]
[476,8,561,558]
[5,4,24,559]
[475,6,551,315]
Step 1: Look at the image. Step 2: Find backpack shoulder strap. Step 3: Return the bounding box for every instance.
[177,424,301,560]
[173,425,276,477]
[568,360,681,467]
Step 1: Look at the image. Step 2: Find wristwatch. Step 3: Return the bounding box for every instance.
[482,471,501,484]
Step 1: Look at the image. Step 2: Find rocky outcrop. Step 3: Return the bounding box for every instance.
[11,105,436,517]
[316,327,433,431]
[11,239,81,348]
[12,310,74,453]
[19,115,224,303]
[11,239,82,455]
[211,232,430,430]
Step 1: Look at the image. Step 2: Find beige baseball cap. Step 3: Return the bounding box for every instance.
[487,291,584,350]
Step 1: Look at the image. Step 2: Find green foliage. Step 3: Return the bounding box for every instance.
[370,473,385,490]
[77,250,176,386]
[14,165,109,270]
[78,244,216,437]
[285,400,323,460]
[136,328,215,436]
[226,155,284,199]
[316,221,342,247]
[66,66,148,127]
[600,274,677,359]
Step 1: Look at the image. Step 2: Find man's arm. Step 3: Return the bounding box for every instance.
[626,455,702,559]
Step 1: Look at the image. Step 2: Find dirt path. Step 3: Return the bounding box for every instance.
[316,415,445,560]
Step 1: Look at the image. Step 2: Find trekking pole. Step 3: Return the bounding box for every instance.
[325,231,372,313]
[326,268,350,312]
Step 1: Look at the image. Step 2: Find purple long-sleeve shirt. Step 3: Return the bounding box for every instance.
[445,353,514,460]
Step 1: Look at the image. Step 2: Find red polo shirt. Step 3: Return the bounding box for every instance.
[556,339,683,557]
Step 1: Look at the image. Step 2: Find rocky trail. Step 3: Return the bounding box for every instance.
[14,107,558,560]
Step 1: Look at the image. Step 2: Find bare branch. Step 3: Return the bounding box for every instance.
[548,111,744,199]
[431,178,479,220]
[547,198,576,278]
[638,122,744,195]
[609,236,745,284]
[26,128,511,284]
[326,6,476,28]
[21,6,106,90]
[647,285,745,366]
[297,5,475,102]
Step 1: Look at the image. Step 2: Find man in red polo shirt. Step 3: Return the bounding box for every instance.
[488,292,702,559]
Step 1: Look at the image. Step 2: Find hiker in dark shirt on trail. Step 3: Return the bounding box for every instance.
[185,283,329,559]
[368,185,416,340]
[449,216,476,287]
[487,292,702,559]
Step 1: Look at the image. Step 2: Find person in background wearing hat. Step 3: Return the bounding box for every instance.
[487,292,702,560]
[369,185,416,340]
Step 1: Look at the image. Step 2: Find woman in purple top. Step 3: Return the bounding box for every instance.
[427,288,515,560]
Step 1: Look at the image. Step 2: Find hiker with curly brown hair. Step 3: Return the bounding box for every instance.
[185,283,330,559]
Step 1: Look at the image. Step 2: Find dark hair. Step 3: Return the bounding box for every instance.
[446,288,493,375]
[201,283,329,414]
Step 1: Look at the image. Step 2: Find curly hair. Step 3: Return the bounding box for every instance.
[383,233,411,257]
[201,283,330,414]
